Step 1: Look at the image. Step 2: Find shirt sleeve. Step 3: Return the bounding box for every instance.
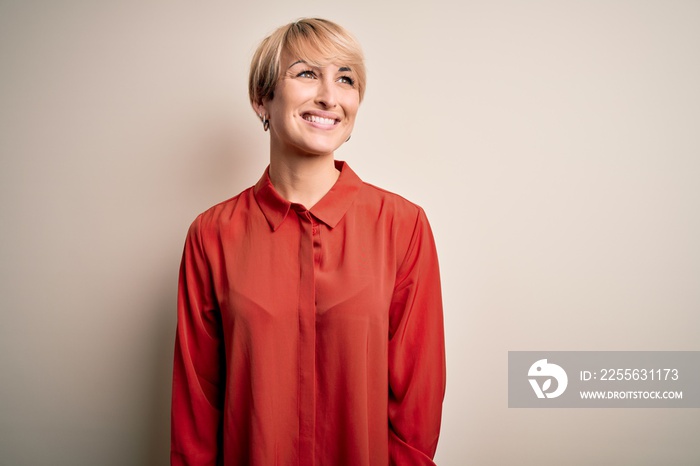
[388,207,446,465]
[171,216,225,466]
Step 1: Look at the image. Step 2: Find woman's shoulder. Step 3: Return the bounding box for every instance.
[358,181,425,219]
[187,186,256,233]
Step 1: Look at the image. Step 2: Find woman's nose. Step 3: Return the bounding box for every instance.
[314,77,337,108]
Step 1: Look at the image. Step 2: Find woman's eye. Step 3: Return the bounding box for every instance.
[338,76,355,86]
[296,70,316,79]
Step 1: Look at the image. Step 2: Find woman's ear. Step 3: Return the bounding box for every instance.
[252,101,267,120]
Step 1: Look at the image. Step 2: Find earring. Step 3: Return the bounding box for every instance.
[259,113,270,132]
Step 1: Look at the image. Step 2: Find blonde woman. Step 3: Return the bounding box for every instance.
[172,18,446,466]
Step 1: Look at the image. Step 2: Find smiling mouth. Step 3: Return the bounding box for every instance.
[303,114,338,126]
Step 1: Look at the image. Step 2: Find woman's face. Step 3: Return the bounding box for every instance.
[260,50,360,158]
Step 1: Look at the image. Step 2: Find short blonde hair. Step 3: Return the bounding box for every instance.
[248,18,366,107]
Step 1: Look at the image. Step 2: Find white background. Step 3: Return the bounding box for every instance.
[1,1,699,464]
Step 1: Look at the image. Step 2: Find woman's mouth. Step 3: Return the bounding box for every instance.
[303,114,338,126]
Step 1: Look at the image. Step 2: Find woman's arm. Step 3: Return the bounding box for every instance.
[171,216,225,466]
[388,207,446,465]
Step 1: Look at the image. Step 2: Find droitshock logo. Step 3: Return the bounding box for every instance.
[528,359,568,399]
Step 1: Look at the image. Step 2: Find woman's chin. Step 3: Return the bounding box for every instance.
[293,139,345,157]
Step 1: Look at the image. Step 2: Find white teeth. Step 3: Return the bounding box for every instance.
[304,115,336,125]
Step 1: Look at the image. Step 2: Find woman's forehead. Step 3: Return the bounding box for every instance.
[282,44,353,68]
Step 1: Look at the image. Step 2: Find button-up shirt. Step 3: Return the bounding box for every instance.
[171,161,445,465]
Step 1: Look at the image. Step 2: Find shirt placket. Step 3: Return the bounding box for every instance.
[294,206,320,465]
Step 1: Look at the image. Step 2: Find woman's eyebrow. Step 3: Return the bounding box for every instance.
[287,61,351,72]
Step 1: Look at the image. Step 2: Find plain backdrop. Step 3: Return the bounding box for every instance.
[1,1,699,465]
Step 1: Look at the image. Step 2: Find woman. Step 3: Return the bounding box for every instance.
[171,18,445,466]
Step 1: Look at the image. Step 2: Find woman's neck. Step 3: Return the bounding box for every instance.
[268,150,340,210]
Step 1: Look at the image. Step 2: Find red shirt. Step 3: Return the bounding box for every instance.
[172,161,445,465]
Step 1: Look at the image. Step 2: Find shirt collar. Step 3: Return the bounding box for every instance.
[254,160,363,231]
